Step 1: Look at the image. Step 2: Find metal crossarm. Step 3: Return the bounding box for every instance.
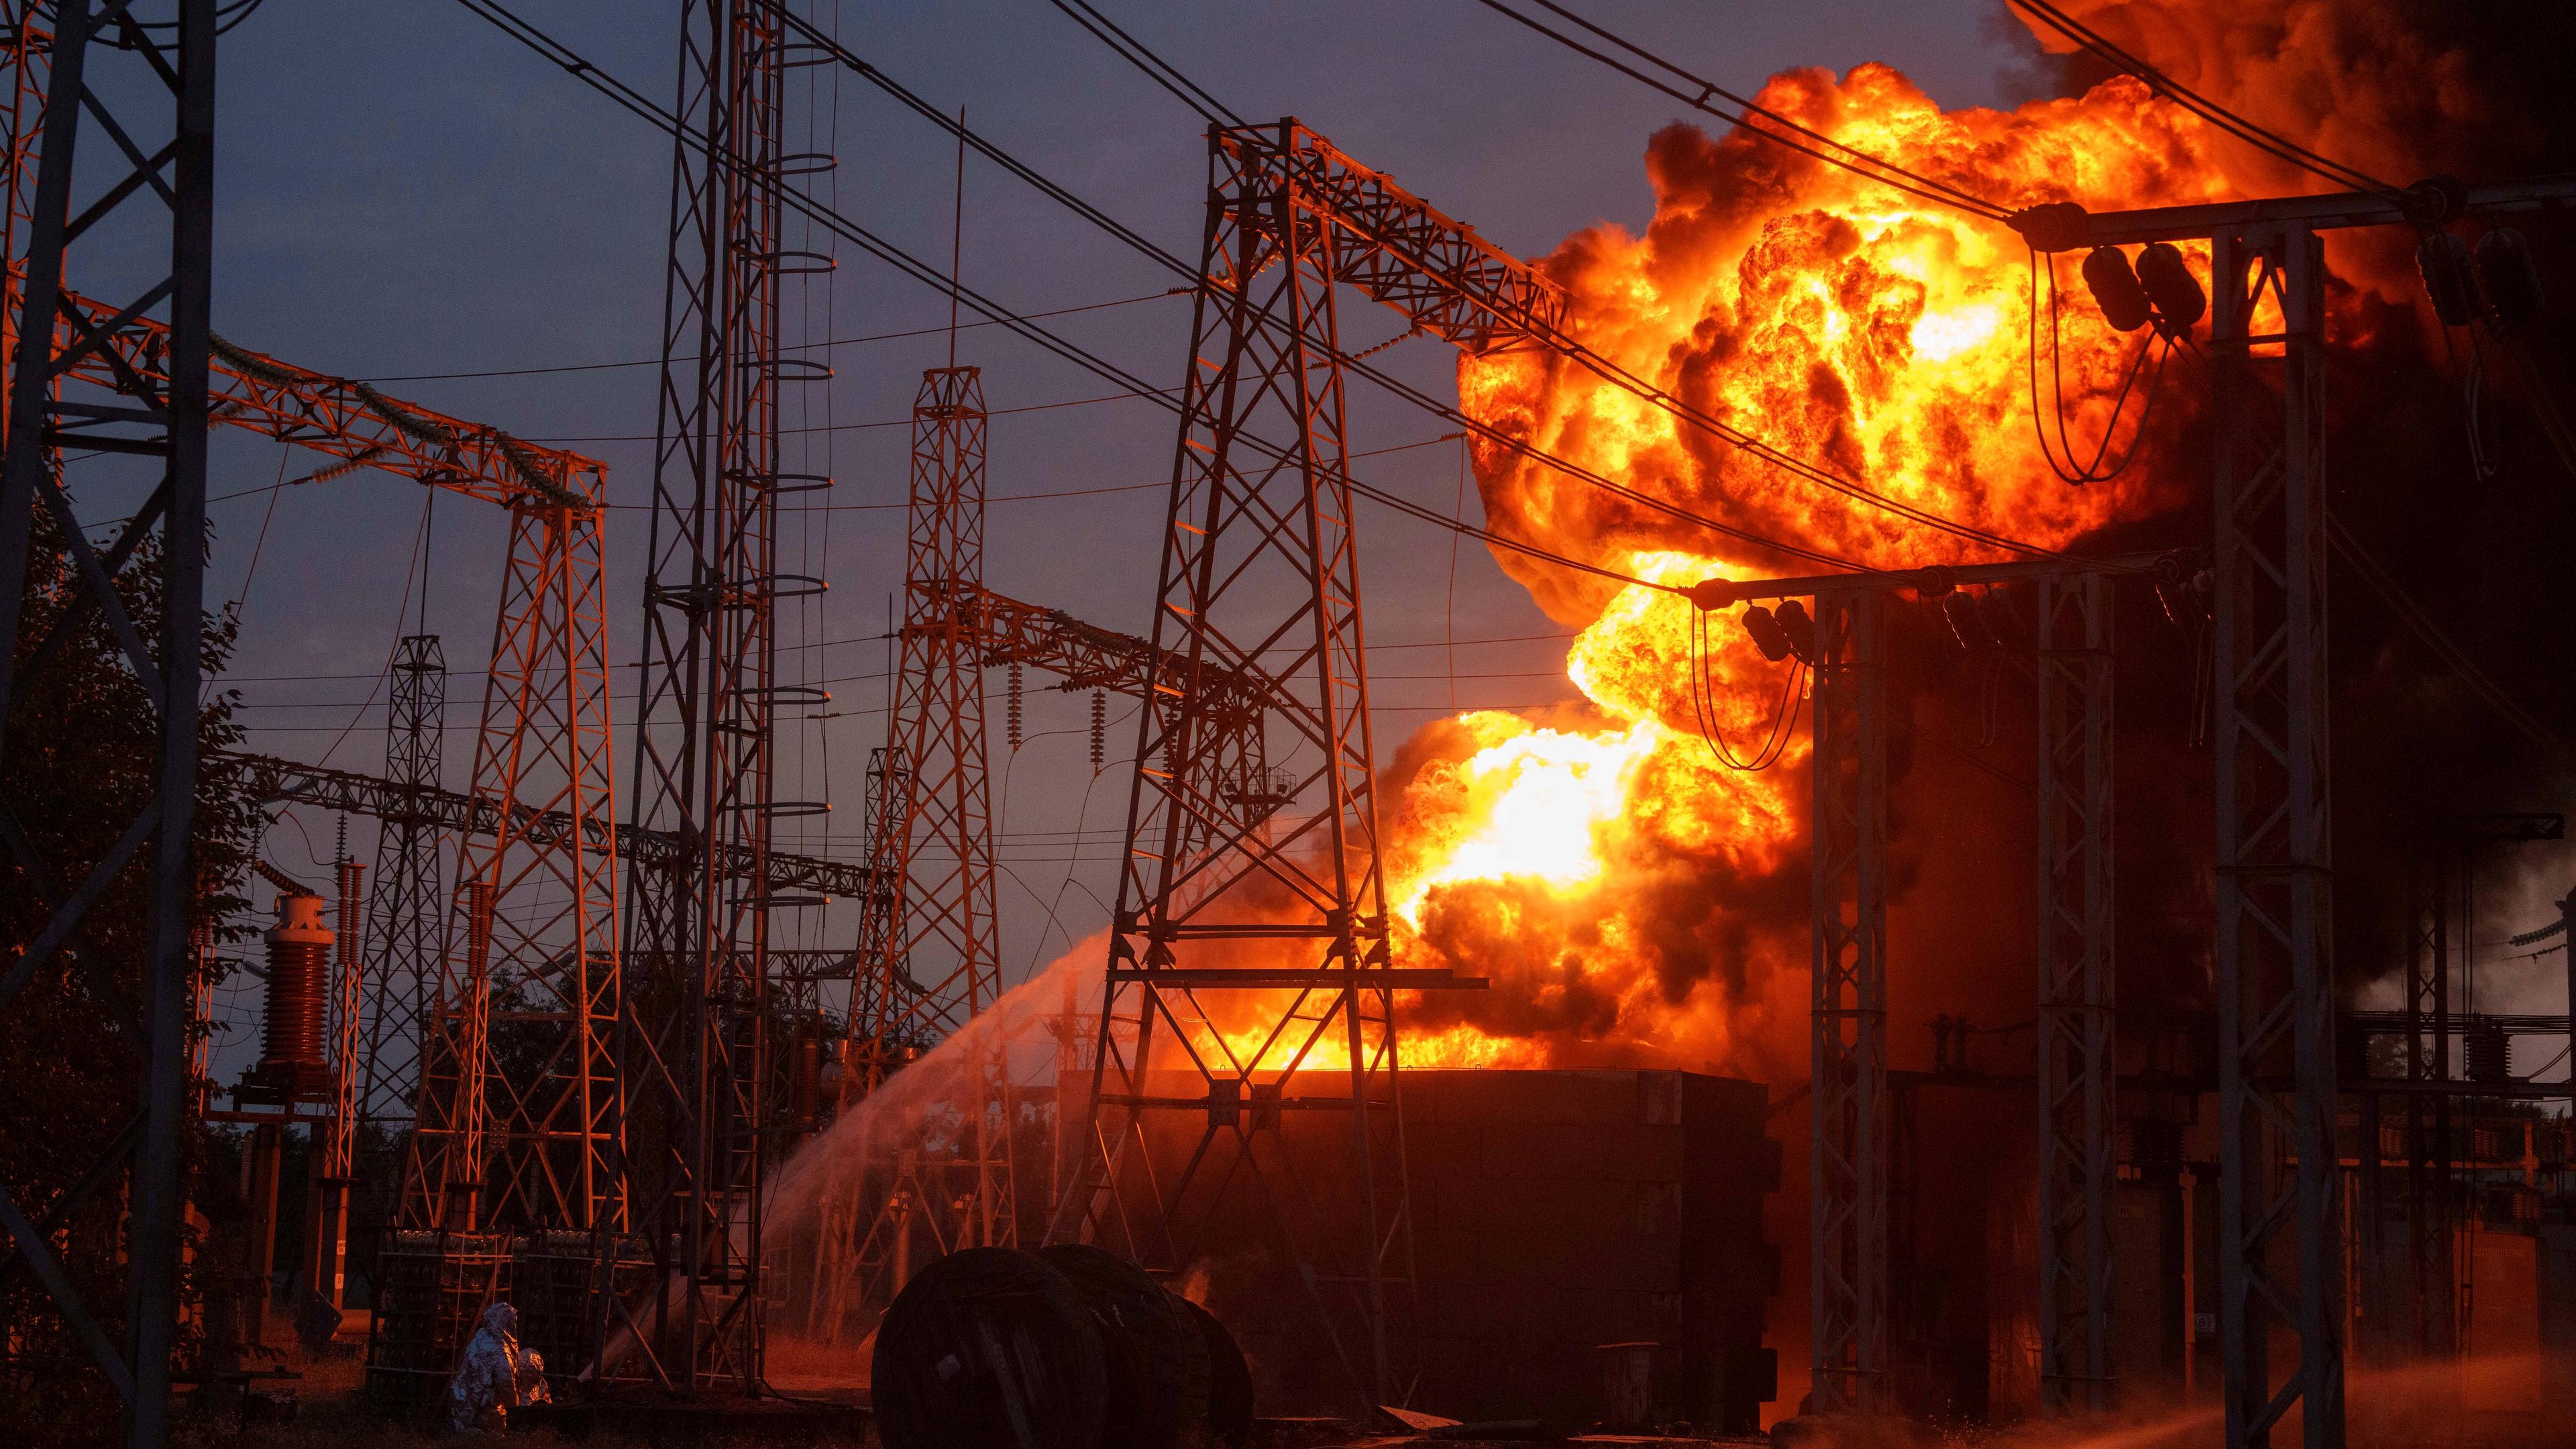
[61,294,601,513]
[227,747,866,902]
[1212,121,1566,356]
[1210,123,1566,356]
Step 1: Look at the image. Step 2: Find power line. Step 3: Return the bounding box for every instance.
[727,0,1913,567]
[1028,2,2059,562]
[348,289,1185,383]
[1474,0,2012,221]
[448,0,1799,593]
[462,0,1986,577]
[2001,0,2402,199]
[1042,0,1244,129]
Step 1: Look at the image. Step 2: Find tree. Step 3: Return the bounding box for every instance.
[0,509,260,1440]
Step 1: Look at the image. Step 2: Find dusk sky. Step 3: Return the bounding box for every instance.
[200,1,2062,1065]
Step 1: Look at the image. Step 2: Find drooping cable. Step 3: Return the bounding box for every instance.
[1476,0,2012,221]
[2002,0,2402,200]
[1688,606,1803,771]
[2025,249,2172,485]
[1040,0,1244,128]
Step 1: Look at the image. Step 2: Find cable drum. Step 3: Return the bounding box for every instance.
[1038,1244,1212,1449]
[1175,1295,1256,1447]
[871,1247,1109,1449]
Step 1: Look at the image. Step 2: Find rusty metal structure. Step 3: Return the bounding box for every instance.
[307,851,366,1308]
[1690,553,2141,1417]
[1051,120,1558,1406]
[0,5,214,1442]
[2204,219,2345,1449]
[38,299,624,1246]
[857,368,1003,1101]
[2044,178,2576,1448]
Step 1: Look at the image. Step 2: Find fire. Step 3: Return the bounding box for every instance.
[1383,64,2242,1073]
[1199,12,2477,1079]
[1389,714,1664,929]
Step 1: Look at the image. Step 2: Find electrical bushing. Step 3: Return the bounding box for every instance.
[241,887,337,1104]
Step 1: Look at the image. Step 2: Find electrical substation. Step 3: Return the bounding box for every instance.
[3,3,2575,1448]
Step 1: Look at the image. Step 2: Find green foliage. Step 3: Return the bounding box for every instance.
[0,509,263,1440]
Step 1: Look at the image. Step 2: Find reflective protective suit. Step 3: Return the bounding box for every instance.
[447,1301,551,1432]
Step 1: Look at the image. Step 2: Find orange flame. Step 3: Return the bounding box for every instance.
[1216,17,2475,1077]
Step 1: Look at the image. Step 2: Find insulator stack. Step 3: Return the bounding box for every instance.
[243,885,337,1103]
[1089,690,1105,772]
[2464,1022,2512,1084]
[1008,662,1024,749]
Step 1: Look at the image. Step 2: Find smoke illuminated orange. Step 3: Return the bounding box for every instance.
[1205,27,2453,1077]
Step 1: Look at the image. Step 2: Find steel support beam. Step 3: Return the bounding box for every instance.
[1053,119,1415,1411]
[1810,590,1888,1415]
[2036,573,2114,1411]
[2210,223,2341,1449]
[0,5,215,1440]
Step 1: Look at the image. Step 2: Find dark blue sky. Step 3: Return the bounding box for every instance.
[198,0,2052,1056]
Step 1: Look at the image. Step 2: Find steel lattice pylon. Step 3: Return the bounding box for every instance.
[416,484,623,1233]
[1809,590,1888,1415]
[1051,118,1561,1411]
[2035,573,2114,1412]
[858,368,1001,1081]
[359,636,447,1137]
[851,366,1012,1242]
[0,4,215,1442]
[621,0,817,1391]
[2210,223,2341,1449]
[1058,118,1409,1407]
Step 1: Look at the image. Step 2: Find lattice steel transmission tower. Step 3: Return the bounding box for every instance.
[1053,119,1556,1408]
[623,0,830,1392]
[360,635,446,1139]
[0,3,215,1443]
[852,366,1011,1234]
[1808,591,1888,1416]
[2035,573,2114,1412]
